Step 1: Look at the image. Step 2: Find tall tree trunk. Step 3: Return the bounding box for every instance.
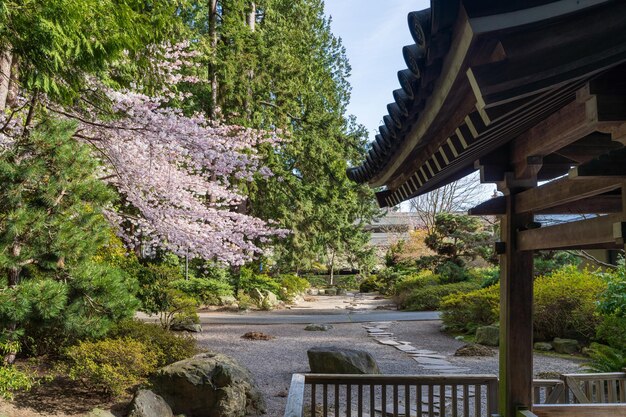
[0,48,13,112]
[208,0,219,119]
[7,56,19,108]
[244,3,256,123]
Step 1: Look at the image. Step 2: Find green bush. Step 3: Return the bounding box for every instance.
[596,315,626,350]
[335,275,359,291]
[65,337,159,397]
[440,284,500,333]
[359,276,380,293]
[376,268,405,294]
[585,343,626,372]
[533,266,605,341]
[436,261,470,284]
[304,275,328,288]
[392,270,439,307]
[170,277,233,306]
[109,319,198,367]
[238,268,281,295]
[0,365,35,400]
[401,281,480,311]
[277,274,310,301]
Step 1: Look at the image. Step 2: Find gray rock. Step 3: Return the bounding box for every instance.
[308,288,319,296]
[249,288,264,302]
[307,346,380,374]
[304,323,334,331]
[325,288,337,296]
[534,342,553,351]
[264,290,280,307]
[553,338,579,354]
[152,352,265,417]
[127,389,173,417]
[218,295,237,306]
[476,325,500,346]
[86,409,115,417]
[170,323,202,333]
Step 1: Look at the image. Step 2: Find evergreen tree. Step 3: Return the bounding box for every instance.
[0,120,137,363]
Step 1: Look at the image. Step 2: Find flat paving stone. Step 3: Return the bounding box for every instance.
[412,357,452,365]
[407,353,447,359]
[377,339,400,346]
[395,345,418,352]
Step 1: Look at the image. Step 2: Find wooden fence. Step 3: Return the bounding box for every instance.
[285,374,498,417]
[285,372,626,417]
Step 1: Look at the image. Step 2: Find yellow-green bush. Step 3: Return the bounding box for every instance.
[277,274,310,301]
[533,266,605,341]
[392,270,439,307]
[65,338,158,397]
[440,284,500,332]
[0,365,35,400]
[401,282,480,311]
[108,319,198,367]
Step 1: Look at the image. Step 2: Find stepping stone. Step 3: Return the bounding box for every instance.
[377,339,400,346]
[412,357,451,365]
[368,332,393,336]
[395,345,418,352]
[412,349,438,355]
[407,353,447,359]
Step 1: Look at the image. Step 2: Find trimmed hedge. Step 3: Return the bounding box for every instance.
[400,281,480,311]
[440,284,500,332]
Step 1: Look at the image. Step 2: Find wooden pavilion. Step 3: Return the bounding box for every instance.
[342,0,626,416]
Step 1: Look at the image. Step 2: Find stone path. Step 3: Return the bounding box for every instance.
[364,321,469,374]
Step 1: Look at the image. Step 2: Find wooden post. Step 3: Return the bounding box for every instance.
[499,186,534,416]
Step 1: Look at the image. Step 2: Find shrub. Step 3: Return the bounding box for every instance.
[0,365,35,400]
[109,319,198,367]
[376,268,406,294]
[440,284,500,332]
[277,274,310,302]
[359,276,380,293]
[436,261,470,284]
[585,343,626,372]
[401,281,480,311]
[65,337,159,397]
[238,268,281,295]
[533,266,605,341]
[596,315,626,350]
[392,270,439,307]
[170,277,233,306]
[335,275,359,291]
[304,275,328,288]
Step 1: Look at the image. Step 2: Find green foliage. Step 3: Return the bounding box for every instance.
[170,277,234,306]
[276,274,310,301]
[136,262,184,314]
[533,266,605,341]
[596,315,626,350]
[0,120,137,355]
[0,365,36,400]
[392,270,439,295]
[376,268,406,295]
[440,284,500,333]
[238,267,281,295]
[108,319,198,367]
[598,261,626,317]
[65,337,158,397]
[400,282,480,311]
[359,276,381,293]
[585,343,626,373]
[534,251,579,277]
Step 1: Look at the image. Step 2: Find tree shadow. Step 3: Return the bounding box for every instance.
[12,377,129,416]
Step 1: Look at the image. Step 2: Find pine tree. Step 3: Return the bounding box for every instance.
[0,120,137,363]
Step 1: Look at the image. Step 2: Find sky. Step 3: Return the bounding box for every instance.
[324,0,430,141]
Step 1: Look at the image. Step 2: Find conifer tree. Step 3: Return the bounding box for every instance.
[0,120,137,363]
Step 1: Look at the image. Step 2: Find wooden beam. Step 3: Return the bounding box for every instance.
[499,189,534,417]
[517,213,624,251]
[532,404,626,417]
[570,147,626,178]
[539,194,621,214]
[515,177,622,213]
[511,96,599,179]
[469,196,506,215]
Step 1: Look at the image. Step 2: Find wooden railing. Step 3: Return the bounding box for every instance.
[284,373,499,417]
[521,404,626,417]
[532,372,626,404]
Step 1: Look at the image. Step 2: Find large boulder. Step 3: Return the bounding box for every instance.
[127,389,173,417]
[534,342,553,351]
[476,325,500,347]
[553,338,579,354]
[152,352,265,417]
[307,347,380,374]
[304,324,333,331]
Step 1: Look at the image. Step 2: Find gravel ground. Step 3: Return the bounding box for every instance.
[196,320,585,417]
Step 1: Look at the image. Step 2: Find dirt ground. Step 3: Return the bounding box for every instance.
[0,294,584,417]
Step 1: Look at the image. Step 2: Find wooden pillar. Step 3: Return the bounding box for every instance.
[499,187,534,417]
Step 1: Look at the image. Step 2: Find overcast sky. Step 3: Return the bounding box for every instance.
[324,0,430,141]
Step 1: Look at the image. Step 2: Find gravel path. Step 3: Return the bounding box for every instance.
[195,319,584,417]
